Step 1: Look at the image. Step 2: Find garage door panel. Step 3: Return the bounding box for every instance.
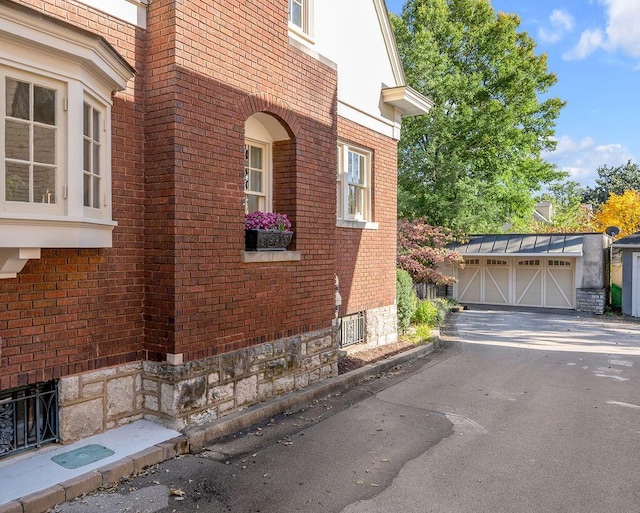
[457,261,481,303]
[545,259,574,308]
[484,267,510,304]
[515,267,542,306]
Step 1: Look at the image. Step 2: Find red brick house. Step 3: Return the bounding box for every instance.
[0,0,431,454]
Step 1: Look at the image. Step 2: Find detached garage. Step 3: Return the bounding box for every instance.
[448,233,609,313]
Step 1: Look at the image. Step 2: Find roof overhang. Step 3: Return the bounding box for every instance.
[449,234,588,257]
[0,0,136,91]
[382,85,434,117]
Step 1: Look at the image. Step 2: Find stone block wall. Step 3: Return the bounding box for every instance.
[58,364,144,443]
[364,305,398,348]
[576,288,606,315]
[58,327,338,439]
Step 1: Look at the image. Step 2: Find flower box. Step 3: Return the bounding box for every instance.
[245,229,293,251]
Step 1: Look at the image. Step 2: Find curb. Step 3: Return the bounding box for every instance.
[0,341,436,513]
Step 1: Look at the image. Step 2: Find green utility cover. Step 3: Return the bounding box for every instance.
[51,444,115,469]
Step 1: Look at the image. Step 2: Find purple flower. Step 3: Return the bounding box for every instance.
[245,211,292,231]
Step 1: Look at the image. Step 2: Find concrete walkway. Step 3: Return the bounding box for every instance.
[0,343,436,513]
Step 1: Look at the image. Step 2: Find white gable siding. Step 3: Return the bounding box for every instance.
[312,0,403,138]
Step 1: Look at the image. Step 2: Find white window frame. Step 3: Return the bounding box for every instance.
[337,142,377,229]
[288,0,314,41]
[2,70,65,216]
[0,2,133,277]
[244,139,272,214]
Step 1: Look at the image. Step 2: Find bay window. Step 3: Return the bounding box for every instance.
[0,1,134,277]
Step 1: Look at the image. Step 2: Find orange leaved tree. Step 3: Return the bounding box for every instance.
[595,190,640,238]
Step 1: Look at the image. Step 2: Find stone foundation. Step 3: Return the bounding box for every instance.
[58,327,338,441]
[364,304,398,348]
[576,288,606,314]
[58,363,144,443]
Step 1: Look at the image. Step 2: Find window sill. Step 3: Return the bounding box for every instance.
[242,251,302,263]
[337,219,379,230]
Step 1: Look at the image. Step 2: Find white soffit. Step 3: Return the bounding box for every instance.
[382,86,434,117]
[76,0,148,29]
[0,1,136,91]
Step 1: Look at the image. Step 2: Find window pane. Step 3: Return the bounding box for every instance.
[83,103,91,137]
[93,176,100,208]
[34,165,56,204]
[93,143,100,174]
[5,120,30,160]
[5,163,29,202]
[247,194,260,214]
[250,169,263,193]
[33,86,56,125]
[290,1,302,26]
[84,173,91,206]
[348,185,356,215]
[6,79,29,120]
[33,126,56,164]
[93,109,100,141]
[250,146,263,169]
[83,139,91,172]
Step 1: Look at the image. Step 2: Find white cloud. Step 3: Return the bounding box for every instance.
[538,9,575,44]
[564,0,640,60]
[544,135,635,186]
[563,29,605,60]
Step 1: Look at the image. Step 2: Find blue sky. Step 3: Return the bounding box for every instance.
[386,0,640,188]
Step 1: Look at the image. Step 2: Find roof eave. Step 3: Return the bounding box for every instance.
[381,85,434,117]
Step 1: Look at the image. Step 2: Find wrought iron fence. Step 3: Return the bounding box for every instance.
[0,381,59,459]
[338,311,365,348]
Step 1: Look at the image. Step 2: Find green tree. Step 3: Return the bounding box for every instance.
[392,0,565,232]
[512,179,596,233]
[582,160,640,208]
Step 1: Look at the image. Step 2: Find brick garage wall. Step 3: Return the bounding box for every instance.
[144,0,338,362]
[0,0,145,391]
[337,118,398,318]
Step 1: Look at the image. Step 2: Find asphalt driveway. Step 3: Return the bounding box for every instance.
[452,306,640,356]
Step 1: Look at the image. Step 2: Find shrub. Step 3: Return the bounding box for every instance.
[396,269,417,333]
[412,297,456,328]
[412,300,439,326]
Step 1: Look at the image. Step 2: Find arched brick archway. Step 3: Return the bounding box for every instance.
[240,93,300,244]
[237,92,301,138]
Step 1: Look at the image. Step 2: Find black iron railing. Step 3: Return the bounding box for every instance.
[0,381,59,459]
[338,311,365,348]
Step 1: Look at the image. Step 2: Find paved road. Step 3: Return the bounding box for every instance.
[57,308,640,513]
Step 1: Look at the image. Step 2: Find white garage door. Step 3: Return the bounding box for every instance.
[457,257,575,309]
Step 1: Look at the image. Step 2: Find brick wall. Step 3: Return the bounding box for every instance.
[0,0,145,391]
[0,0,339,390]
[337,118,398,316]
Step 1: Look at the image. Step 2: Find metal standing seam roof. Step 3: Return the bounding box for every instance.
[449,234,585,256]
[612,232,640,247]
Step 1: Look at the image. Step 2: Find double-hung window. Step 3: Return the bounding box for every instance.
[244,142,270,214]
[337,143,372,224]
[288,0,313,38]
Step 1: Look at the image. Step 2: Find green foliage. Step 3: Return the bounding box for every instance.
[392,0,565,231]
[396,269,417,333]
[512,179,596,233]
[412,298,452,327]
[582,160,640,208]
[412,300,439,326]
